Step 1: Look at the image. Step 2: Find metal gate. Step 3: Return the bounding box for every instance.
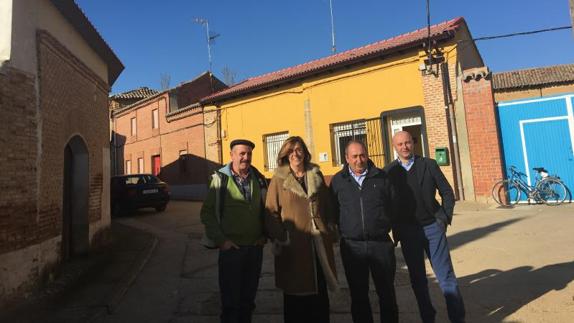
[365,117,386,168]
[497,94,574,201]
[329,117,386,168]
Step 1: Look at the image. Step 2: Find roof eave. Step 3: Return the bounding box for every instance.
[201,31,456,105]
[494,80,574,92]
[111,91,168,118]
[50,0,124,86]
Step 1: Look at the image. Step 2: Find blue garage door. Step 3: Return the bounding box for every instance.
[497,94,574,201]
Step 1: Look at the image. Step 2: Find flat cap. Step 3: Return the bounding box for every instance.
[230,139,255,149]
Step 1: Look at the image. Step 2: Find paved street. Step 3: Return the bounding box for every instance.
[88,200,574,323]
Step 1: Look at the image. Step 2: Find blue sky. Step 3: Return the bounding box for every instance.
[75,0,574,94]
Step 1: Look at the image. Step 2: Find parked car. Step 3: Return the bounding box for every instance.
[111,174,170,216]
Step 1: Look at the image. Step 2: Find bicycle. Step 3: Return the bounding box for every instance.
[492,165,568,207]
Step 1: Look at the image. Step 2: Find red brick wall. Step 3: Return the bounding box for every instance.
[462,67,504,199]
[113,77,225,190]
[176,73,227,108]
[113,96,211,184]
[421,64,457,192]
[0,66,39,254]
[113,97,163,175]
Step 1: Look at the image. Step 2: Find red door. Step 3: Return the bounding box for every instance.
[152,155,161,176]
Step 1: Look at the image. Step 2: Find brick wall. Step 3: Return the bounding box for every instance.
[161,107,210,185]
[37,31,109,239]
[112,76,225,199]
[462,67,504,200]
[421,63,457,192]
[176,73,226,108]
[0,66,38,254]
[1,30,112,300]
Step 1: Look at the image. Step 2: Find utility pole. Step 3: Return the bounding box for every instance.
[426,0,432,65]
[194,18,219,72]
[570,0,574,37]
[329,0,337,54]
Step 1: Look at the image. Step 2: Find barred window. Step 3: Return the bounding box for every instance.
[263,132,289,171]
[331,120,367,165]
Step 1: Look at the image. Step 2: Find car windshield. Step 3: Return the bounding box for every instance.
[124,176,143,185]
[145,175,160,183]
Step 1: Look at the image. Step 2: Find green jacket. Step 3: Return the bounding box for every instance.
[200,163,267,247]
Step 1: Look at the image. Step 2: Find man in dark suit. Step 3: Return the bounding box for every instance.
[384,131,465,323]
[330,140,398,323]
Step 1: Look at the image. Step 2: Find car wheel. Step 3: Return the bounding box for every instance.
[155,204,167,212]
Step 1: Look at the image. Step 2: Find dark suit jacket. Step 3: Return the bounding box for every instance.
[384,155,455,226]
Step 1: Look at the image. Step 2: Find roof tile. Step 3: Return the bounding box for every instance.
[202,17,465,103]
[493,64,574,90]
[111,87,159,100]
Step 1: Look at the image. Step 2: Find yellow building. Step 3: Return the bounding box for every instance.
[202,17,499,201]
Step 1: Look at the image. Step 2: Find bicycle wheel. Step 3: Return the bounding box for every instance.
[536,177,567,206]
[492,180,521,207]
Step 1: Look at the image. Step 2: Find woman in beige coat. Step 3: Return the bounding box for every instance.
[265,136,338,323]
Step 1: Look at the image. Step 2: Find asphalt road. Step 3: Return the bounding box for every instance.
[94,201,574,323]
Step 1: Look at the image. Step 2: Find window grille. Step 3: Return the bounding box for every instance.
[331,120,367,165]
[264,132,289,171]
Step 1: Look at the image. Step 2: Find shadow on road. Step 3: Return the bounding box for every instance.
[448,218,524,251]
[460,261,574,322]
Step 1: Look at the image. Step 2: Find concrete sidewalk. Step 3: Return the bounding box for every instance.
[0,222,157,323]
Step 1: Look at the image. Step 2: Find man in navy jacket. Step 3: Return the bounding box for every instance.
[385,131,465,323]
[330,140,398,323]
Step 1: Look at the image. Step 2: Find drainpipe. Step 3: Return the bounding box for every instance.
[217,104,223,165]
[441,62,465,200]
[112,110,117,175]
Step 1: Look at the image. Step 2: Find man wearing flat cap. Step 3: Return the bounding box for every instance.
[201,139,268,323]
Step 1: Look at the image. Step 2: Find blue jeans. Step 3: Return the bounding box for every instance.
[398,222,465,323]
[218,245,263,323]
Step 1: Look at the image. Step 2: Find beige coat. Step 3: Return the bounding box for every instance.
[265,164,338,295]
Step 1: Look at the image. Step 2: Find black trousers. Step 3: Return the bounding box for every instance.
[218,245,263,323]
[340,239,398,323]
[283,257,330,323]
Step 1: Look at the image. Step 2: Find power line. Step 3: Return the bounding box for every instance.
[426,0,431,57]
[473,25,572,42]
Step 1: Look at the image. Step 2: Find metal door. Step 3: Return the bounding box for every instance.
[497,94,574,201]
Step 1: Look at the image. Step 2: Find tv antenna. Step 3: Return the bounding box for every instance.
[329,0,336,54]
[194,18,220,72]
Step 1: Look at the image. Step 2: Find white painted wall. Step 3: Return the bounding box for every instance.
[0,236,60,297]
[0,0,12,64]
[9,0,108,81]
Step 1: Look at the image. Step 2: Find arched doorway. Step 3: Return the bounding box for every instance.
[62,135,90,260]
